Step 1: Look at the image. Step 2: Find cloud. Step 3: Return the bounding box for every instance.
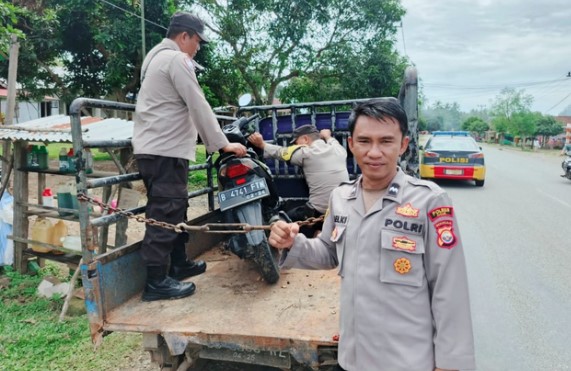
[399,0,571,114]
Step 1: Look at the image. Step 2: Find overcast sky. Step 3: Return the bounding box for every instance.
[397,0,571,115]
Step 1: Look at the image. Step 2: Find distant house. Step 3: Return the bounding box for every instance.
[554,116,571,145]
[554,115,571,127]
[0,82,62,124]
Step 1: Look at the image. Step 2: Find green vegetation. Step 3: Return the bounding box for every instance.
[189,145,218,190]
[0,264,145,371]
[44,143,111,162]
[2,1,406,107]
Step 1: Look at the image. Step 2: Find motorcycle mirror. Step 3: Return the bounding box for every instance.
[238,93,252,107]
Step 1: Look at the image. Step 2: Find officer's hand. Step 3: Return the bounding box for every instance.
[222,143,247,157]
[269,220,299,249]
[320,129,332,140]
[247,133,265,148]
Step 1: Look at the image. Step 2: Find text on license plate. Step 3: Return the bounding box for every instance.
[444,169,463,175]
[218,179,269,211]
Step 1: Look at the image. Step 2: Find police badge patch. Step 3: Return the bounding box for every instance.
[434,220,457,249]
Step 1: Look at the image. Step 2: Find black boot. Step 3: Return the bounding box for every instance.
[142,266,196,302]
[169,260,207,280]
[170,244,207,280]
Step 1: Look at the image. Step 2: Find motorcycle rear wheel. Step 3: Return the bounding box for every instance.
[255,238,280,284]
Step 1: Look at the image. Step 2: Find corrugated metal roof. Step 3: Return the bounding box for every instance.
[0,114,134,143]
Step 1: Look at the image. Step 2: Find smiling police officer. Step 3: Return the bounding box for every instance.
[269,98,475,371]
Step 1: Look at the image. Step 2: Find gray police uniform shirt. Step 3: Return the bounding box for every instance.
[133,38,229,160]
[280,168,476,371]
[262,138,349,213]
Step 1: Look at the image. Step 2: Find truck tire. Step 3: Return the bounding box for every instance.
[255,238,280,284]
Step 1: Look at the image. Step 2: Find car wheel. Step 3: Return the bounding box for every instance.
[475,179,485,187]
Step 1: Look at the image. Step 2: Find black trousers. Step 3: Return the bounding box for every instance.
[136,155,189,267]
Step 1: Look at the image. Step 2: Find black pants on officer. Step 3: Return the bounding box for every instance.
[136,155,189,269]
[286,202,323,238]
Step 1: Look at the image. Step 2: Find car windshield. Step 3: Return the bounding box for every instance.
[427,137,480,151]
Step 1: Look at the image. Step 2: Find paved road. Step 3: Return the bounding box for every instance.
[440,144,571,371]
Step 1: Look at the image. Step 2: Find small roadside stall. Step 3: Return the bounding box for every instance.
[0,102,137,274]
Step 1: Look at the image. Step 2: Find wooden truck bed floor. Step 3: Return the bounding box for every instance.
[104,248,341,350]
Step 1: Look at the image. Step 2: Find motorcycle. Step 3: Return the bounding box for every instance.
[561,155,571,181]
[213,114,283,284]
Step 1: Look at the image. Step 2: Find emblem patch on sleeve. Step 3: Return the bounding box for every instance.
[394,257,411,274]
[392,236,416,252]
[428,206,454,221]
[434,220,457,249]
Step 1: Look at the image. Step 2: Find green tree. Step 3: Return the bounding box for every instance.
[195,0,406,104]
[0,1,25,58]
[509,112,539,149]
[490,87,533,145]
[3,0,407,109]
[535,115,563,148]
[421,101,464,131]
[461,116,489,137]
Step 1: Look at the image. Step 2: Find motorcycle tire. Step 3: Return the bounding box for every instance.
[254,238,280,284]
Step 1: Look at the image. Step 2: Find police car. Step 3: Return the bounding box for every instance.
[419,131,486,187]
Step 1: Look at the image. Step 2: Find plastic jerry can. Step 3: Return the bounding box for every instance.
[30,217,54,253]
[51,220,68,247]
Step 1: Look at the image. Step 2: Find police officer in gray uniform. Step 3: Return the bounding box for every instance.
[269,98,475,371]
[248,125,349,234]
[133,12,246,302]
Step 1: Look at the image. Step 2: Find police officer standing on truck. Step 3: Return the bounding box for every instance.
[269,98,476,371]
[133,12,246,302]
[248,125,349,236]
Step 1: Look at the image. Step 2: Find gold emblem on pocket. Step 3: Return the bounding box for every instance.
[394,257,411,274]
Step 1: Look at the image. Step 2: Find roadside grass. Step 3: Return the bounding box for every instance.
[0,264,145,371]
[189,145,218,190]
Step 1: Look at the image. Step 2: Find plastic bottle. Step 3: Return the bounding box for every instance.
[42,188,54,207]
[38,145,48,170]
[30,217,54,253]
[67,148,76,173]
[59,147,69,172]
[85,148,93,174]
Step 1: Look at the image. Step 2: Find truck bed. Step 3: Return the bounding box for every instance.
[102,247,340,366]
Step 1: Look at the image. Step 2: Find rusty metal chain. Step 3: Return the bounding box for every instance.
[77,193,324,234]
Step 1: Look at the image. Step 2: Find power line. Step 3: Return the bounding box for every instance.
[546,91,571,113]
[424,77,567,91]
[97,0,166,30]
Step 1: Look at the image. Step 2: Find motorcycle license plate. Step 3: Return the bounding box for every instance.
[218,178,270,211]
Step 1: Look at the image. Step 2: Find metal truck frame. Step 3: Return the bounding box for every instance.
[72,67,418,370]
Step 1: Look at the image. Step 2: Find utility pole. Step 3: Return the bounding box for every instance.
[140,0,146,56]
[5,34,19,126]
[2,34,19,195]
